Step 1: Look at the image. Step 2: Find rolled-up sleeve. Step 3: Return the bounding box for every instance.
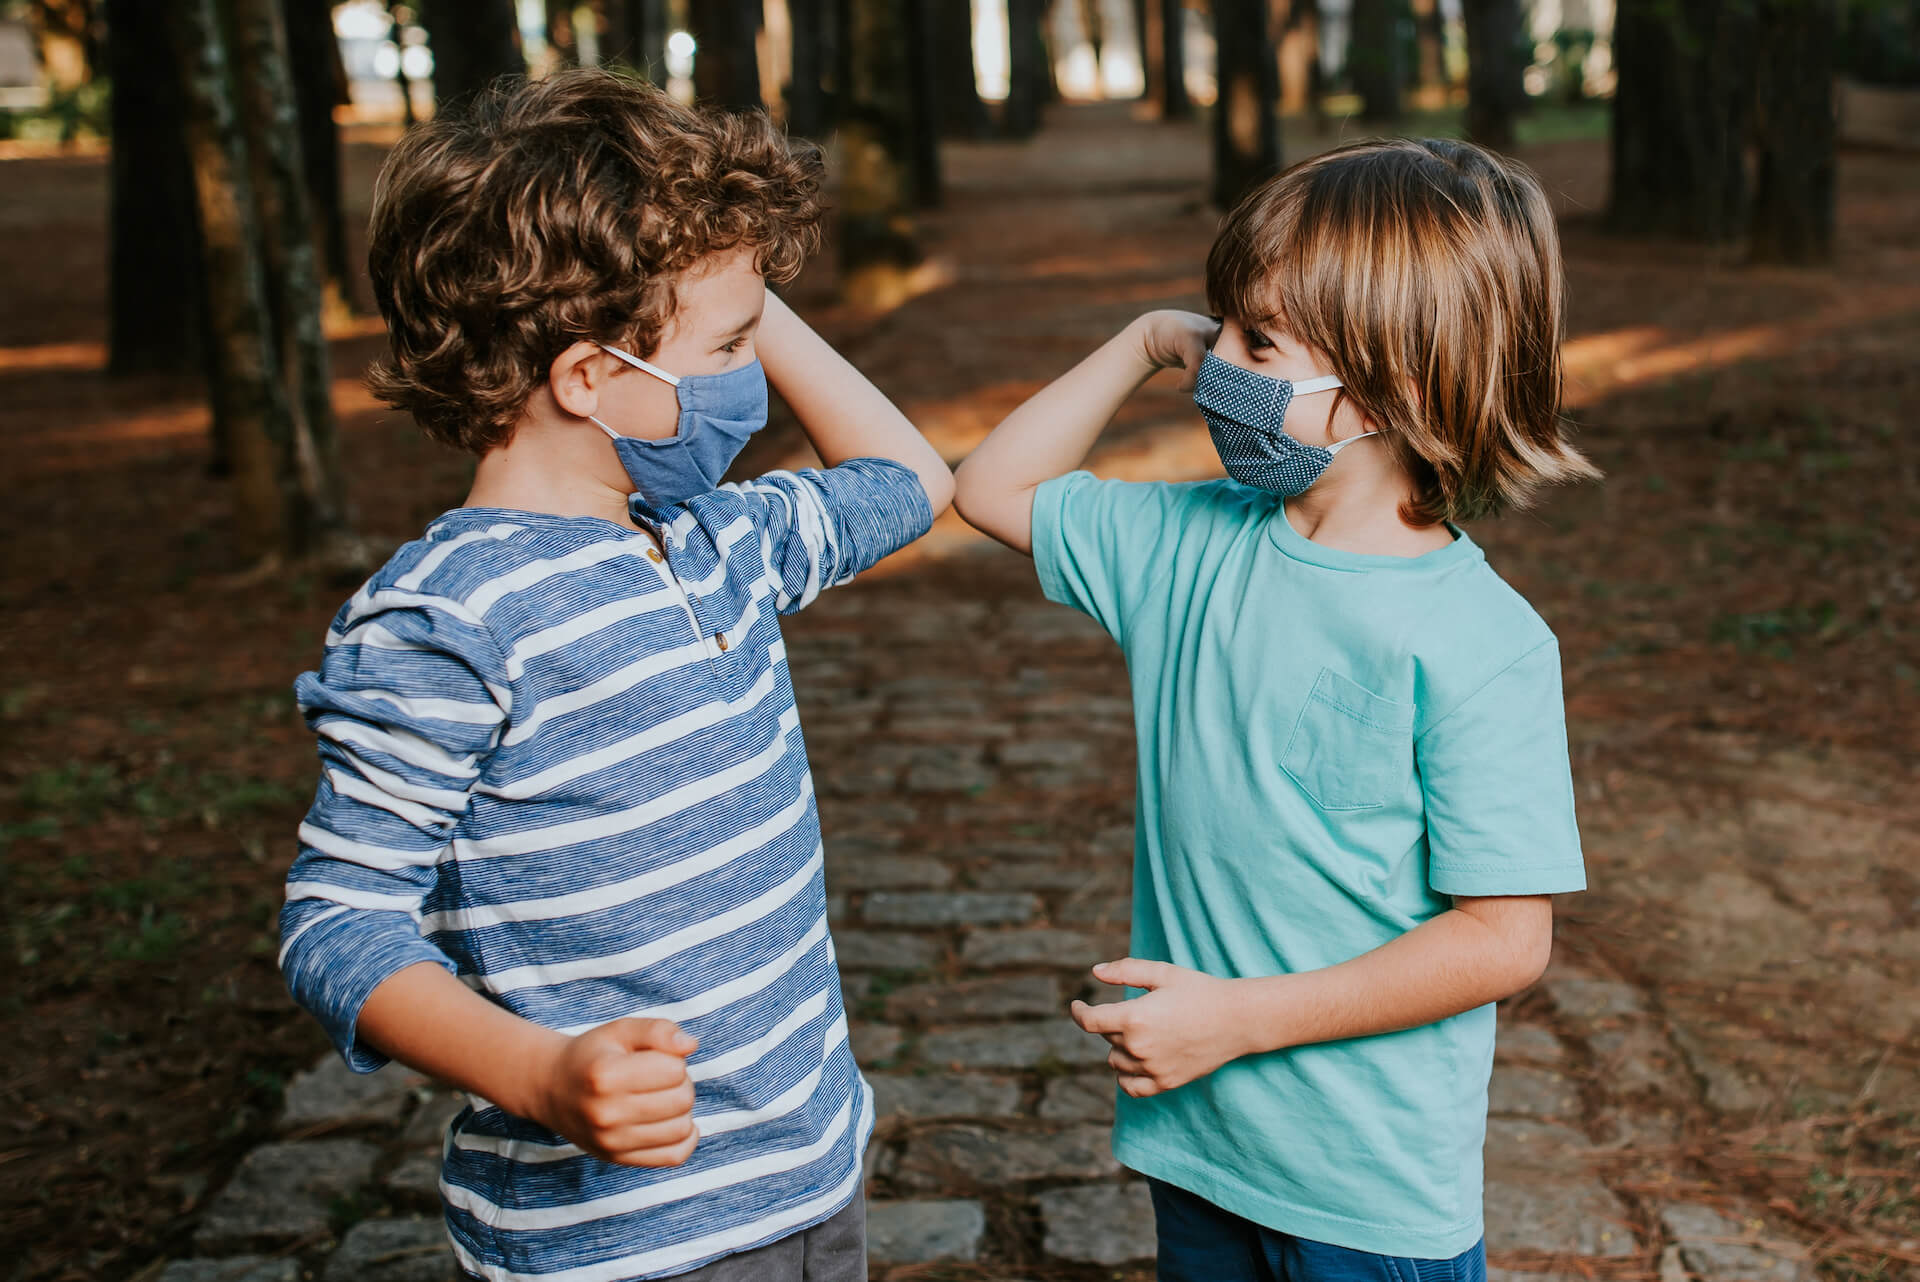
[729,458,934,615]
[280,594,508,1072]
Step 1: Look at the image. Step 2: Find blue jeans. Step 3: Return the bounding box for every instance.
[1149,1178,1488,1282]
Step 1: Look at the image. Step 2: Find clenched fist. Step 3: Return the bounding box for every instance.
[527,1017,700,1167]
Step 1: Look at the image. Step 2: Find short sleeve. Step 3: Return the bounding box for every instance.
[728,458,933,614]
[1031,472,1189,641]
[1418,640,1586,898]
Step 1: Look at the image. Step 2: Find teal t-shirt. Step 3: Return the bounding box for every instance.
[1033,472,1586,1259]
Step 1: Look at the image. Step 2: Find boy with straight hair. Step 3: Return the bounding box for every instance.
[955,138,1595,1279]
[278,71,952,1282]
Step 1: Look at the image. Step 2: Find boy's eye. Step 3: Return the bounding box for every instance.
[1243,327,1274,352]
[719,338,746,353]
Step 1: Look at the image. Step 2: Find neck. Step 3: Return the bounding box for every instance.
[1284,441,1451,557]
[464,406,642,531]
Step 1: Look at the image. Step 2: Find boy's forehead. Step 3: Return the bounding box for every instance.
[675,248,766,329]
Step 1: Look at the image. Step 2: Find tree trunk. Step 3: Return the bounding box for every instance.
[599,0,632,65]
[232,0,349,547]
[932,0,989,137]
[1462,0,1524,148]
[1212,0,1281,208]
[904,0,942,204]
[691,0,764,109]
[1134,0,1158,102]
[788,0,829,131]
[283,0,350,312]
[106,0,205,377]
[388,6,417,126]
[1609,0,1753,243]
[172,0,299,552]
[840,0,920,304]
[1751,0,1836,263]
[417,0,524,108]
[1410,0,1444,94]
[1348,0,1403,122]
[1161,0,1190,117]
[631,0,668,79]
[1004,0,1045,135]
[1276,0,1323,119]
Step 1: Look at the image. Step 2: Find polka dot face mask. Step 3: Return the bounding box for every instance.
[1192,351,1376,496]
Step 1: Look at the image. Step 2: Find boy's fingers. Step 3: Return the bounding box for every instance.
[1117,1073,1161,1099]
[610,1127,700,1168]
[605,1016,698,1057]
[599,1053,695,1101]
[1108,1046,1149,1076]
[599,1114,698,1155]
[1069,998,1127,1036]
[1092,958,1175,991]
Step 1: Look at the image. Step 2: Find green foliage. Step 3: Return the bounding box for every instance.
[0,77,109,143]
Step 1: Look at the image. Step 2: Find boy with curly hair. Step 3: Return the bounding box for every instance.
[278,71,952,1282]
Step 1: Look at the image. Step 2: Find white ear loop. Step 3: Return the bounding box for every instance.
[1287,373,1377,454]
[589,343,680,441]
[598,342,680,386]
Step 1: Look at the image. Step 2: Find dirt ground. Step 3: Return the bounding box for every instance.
[1,105,1916,1280]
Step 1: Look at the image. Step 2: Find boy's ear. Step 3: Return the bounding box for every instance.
[548,341,613,420]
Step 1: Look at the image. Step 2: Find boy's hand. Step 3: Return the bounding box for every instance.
[1070,958,1248,1097]
[1131,310,1220,392]
[530,1017,700,1167]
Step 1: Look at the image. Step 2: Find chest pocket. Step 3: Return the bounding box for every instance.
[1281,667,1416,812]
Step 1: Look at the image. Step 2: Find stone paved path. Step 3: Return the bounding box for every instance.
[151,107,1915,1281]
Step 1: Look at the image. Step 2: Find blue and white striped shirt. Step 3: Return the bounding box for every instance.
[279,460,932,1282]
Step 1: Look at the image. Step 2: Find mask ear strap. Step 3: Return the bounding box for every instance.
[588,415,621,441]
[1291,374,1344,395]
[597,343,681,387]
[1326,430,1380,456]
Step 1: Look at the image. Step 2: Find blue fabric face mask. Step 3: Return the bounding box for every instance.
[590,343,769,506]
[1193,351,1375,496]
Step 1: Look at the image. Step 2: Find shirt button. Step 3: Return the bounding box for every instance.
[716,634,730,651]
[646,548,665,564]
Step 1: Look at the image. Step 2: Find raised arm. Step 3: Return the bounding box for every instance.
[754,290,954,516]
[952,310,1217,554]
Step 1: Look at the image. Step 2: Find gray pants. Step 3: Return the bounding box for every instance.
[670,1195,867,1282]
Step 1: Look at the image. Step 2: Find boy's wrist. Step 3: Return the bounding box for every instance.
[1237,973,1305,1057]
[486,1024,573,1122]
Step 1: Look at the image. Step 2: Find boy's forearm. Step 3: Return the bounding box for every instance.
[952,319,1159,554]
[755,292,954,513]
[355,960,566,1118]
[1233,899,1553,1056]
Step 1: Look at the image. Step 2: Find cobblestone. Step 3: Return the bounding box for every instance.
[895,1124,1120,1189]
[158,1260,301,1282]
[1661,1204,1813,1282]
[280,1056,422,1131]
[869,1073,1023,1119]
[1037,1183,1157,1264]
[917,1021,1111,1069]
[193,1140,381,1252]
[1489,1066,1583,1120]
[322,1217,457,1282]
[885,974,1062,1022]
[1037,1072,1117,1122]
[831,930,940,970]
[866,1199,986,1262]
[864,890,1039,926]
[960,927,1106,969]
[824,851,952,888]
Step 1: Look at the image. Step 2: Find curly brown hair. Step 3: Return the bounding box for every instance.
[1207,138,1600,525]
[367,70,825,453]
